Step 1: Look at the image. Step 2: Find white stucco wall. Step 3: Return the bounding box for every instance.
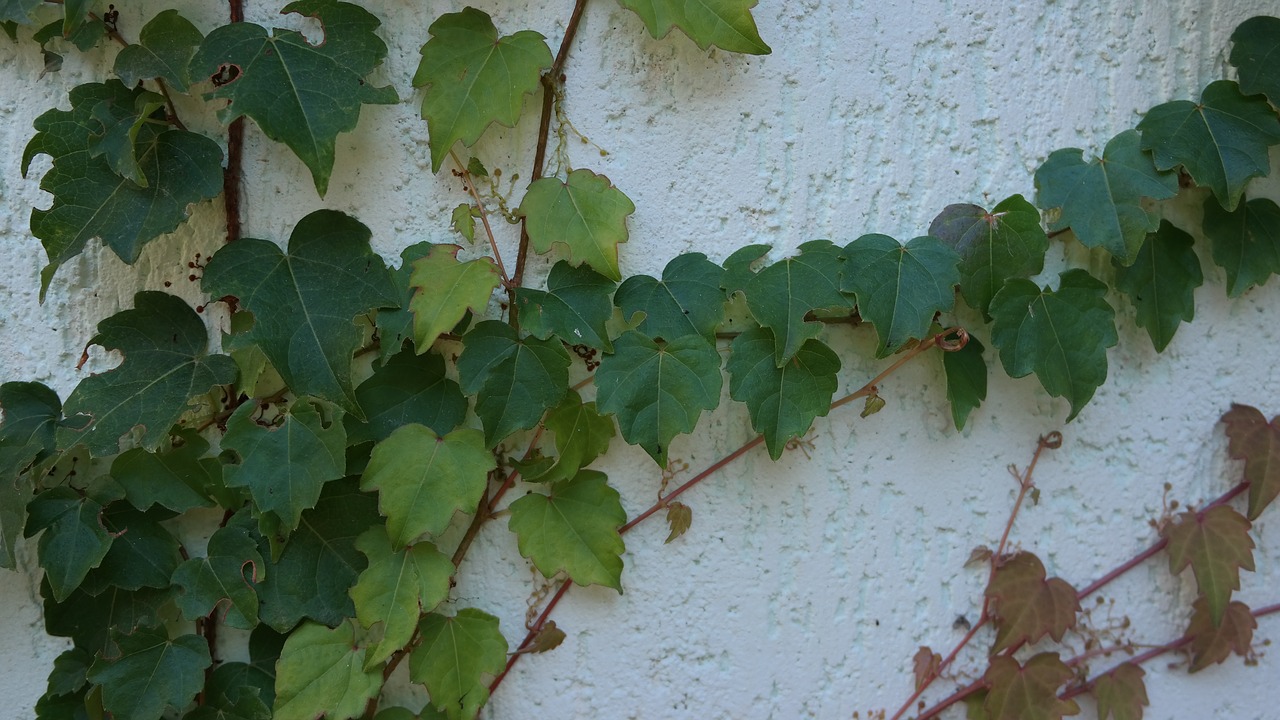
[2,1,1279,718]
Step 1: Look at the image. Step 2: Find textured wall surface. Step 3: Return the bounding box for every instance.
[2,0,1279,718]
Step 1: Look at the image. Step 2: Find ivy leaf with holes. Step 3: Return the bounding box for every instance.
[988,270,1118,421]
[1231,16,1280,107]
[841,234,960,357]
[350,526,453,669]
[508,470,627,590]
[203,210,397,417]
[1092,663,1148,720]
[375,242,430,363]
[1139,81,1280,211]
[25,487,113,602]
[929,195,1048,318]
[413,7,552,172]
[22,82,223,297]
[614,252,725,343]
[80,503,180,595]
[744,240,851,366]
[1186,597,1256,672]
[411,609,508,720]
[596,331,722,465]
[111,428,222,513]
[1201,196,1280,297]
[1162,505,1255,625]
[86,626,211,720]
[408,244,501,353]
[171,516,263,630]
[273,620,382,720]
[721,243,770,298]
[1034,130,1177,264]
[984,552,1079,653]
[1221,404,1280,519]
[525,390,617,484]
[191,0,398,195]
[345,348,467,446]
[982,653,1079,720]
[943,334,986,431]
[222,399,346,536]
[617,0,771,54]
[457,321,571,446]
[519,169,636,281]
[0,382,60,569]
[516,261,617,351]
[361,425,494,548]
[113,9,203,92]
[727,328,839,460]
[1112,222,1203,352]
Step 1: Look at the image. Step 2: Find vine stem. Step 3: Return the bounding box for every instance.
[223,0,245,243]
[449,149,512,288]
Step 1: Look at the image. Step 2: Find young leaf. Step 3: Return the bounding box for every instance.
[0,382,60,568]
[1185,597,1256,672]
[345,348,468,446]
[89,92,168,187]
[841,234,961,357]
[410,609,508,720]
[86,626,211,720]
[929,195,1049,318]
[665,502,692,543]
[988,270,1118,421]
[984,552,1079,654]
[456,321,571,446]
[1112,222,1203,352]
[190,0,398,195]
[532,390,617,483]
[360,425,495,548]
[1138,81,1280,211]
[744,240,852,365]
[46,647,92,698]
[1092,663,1148,720]
[203,210,398,417]
[1162,505,1255,625]
[943,334,986,431]
[727,328,840,459]
[21,82,224,296]
[519,169,636,281]
[596,331,723,466]
[376,242,431,363]
[525,620,566,654]
[1230,16,1280,107]
[1220,403,1280,519]
[515,261,617,351]
[982,653,1080,720]
[1201,196,1280,297]
[508,470,628,590]
[25,487,113,602]
[111,429,221,513]
[1034,130,1177,264]
[616,0,771,55]
[614,252,726,343]
[171,519,264,630]
[912,646,942,691]
[413,7,552,172]
[409,244,501,353]
[112,9,203,92]
[80,503,181,594]
[273,620,383,720]
[350,527,454,669]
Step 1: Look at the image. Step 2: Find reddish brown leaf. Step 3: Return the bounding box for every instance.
[526,620,566,654]
[1162,505,1254,625]
[1092,663,1148,720]
[983,653,1080,720]
[1221,404,1280,519]
[912,646,942,691]
[985,552,1080,653]
[664,502,692,544]
[1186,597,1256,672]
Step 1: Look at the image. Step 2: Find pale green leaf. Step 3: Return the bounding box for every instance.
[528,390,616,483]
[727,327,839,459]
[350,526,454,668]
[408,244,501,353]
[617,0,771,54]
[519,168,636,281]
[841,233,960,357]
[410,609,508,720]
[508,470,627,590]
[273,620,382,720]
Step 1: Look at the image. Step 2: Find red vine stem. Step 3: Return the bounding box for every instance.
[223,0,245,243]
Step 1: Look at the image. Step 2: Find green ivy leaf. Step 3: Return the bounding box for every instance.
[222,399,346,536]
[1112,221,1203,352]
[1230,16,1280,107]
[530,390,617,483]
[943,334,986,431]
[596,331,722,465]
[191,0,398,195]
[185,689,272,720]
[1201,196,1280,297]
[21,82,223,297]
[350,526,454,669]
[43,581,174,655]
[720,243,770,298]
[744,240,852,366]
[727,328,839,460]
[172,518,264,630]
[376,242,430,363]
[841,234,960,357]
[113,9,203,92]
[519,169,636,281]
[1092,663,1148,720]
[614,252,726,342]
[984,552,1079,654]
[361,425,495,548]
[616,0,771,54]
[509,470,627,590]
[273,620,382,720]
[111,429,221,514]
[515,261,617,351]
[456,321,571,447]
[982,653,1079,720]
[203,210,397,417]
[86,626,211,720]
[410,609,508,720]
[80,504,180,594]
[89,92,167,188]
[451,203,478,243]
[1185,597,1256,672]
[1221,403,1280,520]
[1139,81,1280,211]
[988,270,1118,421]
[25,488,113,602]
[199,625,282,712]
[408,244,501,353]
[412,7,552,172]
[345,348,467,447]
[929,195,1049,319]
[1162,505,1255,626]
[1034,130,1177,264]
[0,381,61,568]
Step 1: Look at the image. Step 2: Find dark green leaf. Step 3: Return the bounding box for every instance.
[88,92,167,188]
[376,242,431,363]
[1202,196,1280,297]
[26,488,113,602]
[509,470,627,590]
[273,620,382,720]
[0,0,40,24]
[200,625,283,710]
[929,195,1049,318]
[47,647,92,698]
[616,0,771,54]
[614,252,726,342]
[744,240,852,365]
[113,9,203,93]
[184,689,272,720]
[172,517,264,629]
[456,321,571,446]
[86,625,211,720]
[410,609,508,720]
[1230,16,1280,107]
[346,348,467,446]
[43,581,174,654]
[80,504,180,595]
[519,169,636,281]
[35,684,91,720]
[942,334,987,431]
[0,381,61,568]
[350,526,454,668]
[720,243,770,298]
[408,244,501,353]
[727,328,839,459]
[1162,505,1255,626]
[1113,221,1203,351]
[515,261,617,351]
[841,234,960,357]
[110,428,221,513]
[528,390,616,483]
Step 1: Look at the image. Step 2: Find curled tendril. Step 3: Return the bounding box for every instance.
[937,327,970,352]
[1040,431,1064,449]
